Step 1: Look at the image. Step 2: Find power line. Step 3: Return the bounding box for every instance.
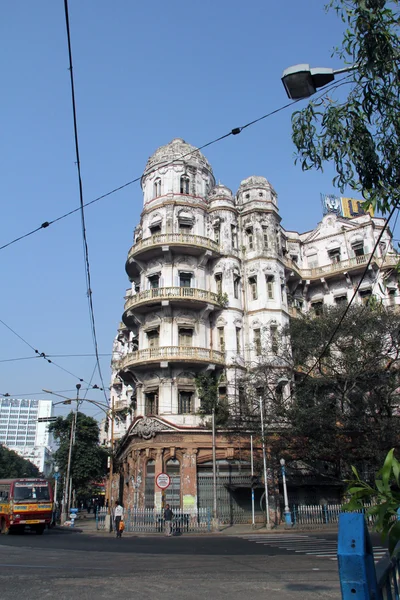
[0,76,352,255]
[0,386,104,398]
[0,317,103,389]
[63,0,107,402]
[296,201,399,387]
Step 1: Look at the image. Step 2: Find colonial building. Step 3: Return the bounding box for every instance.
[106,138,399,521]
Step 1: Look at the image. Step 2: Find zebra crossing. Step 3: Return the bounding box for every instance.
[238,533,388,561]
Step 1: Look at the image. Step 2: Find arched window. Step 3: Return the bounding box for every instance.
[166,459,180,507]
[153,178,161,198]
[145,460,155,508]
[180,176,190,194]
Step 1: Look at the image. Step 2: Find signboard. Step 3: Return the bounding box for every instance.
[321,194,374,219]
[156,473,171,490]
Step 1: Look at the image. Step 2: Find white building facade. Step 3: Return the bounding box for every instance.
[0,398,53,476]
[107,138,399,516]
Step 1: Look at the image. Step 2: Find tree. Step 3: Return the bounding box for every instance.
[230,305,400,481]
[49,412,108,500]
[0,445,40,478]
[195,372,229,426]
[292,1,400,215]
[285,304,400,478]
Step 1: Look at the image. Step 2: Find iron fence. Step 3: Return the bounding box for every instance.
[96,507,211,533]
[291,503,376,528]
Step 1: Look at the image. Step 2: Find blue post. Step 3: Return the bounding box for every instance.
[337,513,380,599]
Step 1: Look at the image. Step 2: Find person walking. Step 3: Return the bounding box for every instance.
[114,500,124,538]
[164,504,173,537]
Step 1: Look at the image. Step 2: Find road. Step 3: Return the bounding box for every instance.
[0,529,382,600]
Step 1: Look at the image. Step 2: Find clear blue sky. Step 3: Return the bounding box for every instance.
[0,1,387,420]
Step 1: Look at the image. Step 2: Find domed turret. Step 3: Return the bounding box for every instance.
[237,175,277,209]
[143,138,213,178]
[141,138,215,206]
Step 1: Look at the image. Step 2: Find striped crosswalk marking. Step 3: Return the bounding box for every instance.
[238,533,387,561]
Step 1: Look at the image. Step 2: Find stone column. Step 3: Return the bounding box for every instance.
[181,448,198,510]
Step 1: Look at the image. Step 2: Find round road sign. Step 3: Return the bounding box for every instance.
[156,473,171,489]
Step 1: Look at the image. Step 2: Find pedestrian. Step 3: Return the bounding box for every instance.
[114,500,124,538]
[164,503,173,537]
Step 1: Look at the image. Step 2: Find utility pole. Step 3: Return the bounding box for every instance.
[62,383,80,523]
[250,435,255,528]
[212,408,218,527]
[259,395,271,529]
[105,396,115,533]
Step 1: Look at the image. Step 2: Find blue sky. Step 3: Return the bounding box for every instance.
[0,1,385,420]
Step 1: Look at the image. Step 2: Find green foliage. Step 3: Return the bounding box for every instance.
[49,412,108,498]
[343,449,400,554]
[0,445,40,478]
[283,304,400,476]
[195,372,229,425]
[292,1,400,215]
[216,292,229,308]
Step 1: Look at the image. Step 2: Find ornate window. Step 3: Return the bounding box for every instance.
[180,176,190,194]
[249,276,257,300]
[352,240,365,257]
[218,327,225,352]
[148,274,160,289]
[214,226,220,244]
[215,274,222,295]
[153,178,161,198]
[236,328,241,353]
[266,275,274,300]
[231,225,238,249]
[262,226,268,249]
[179,272,192,288]
[270,325,278,354]
[254,329,261,356]
[359,289,372,305]
[247,228,254,250]
[144,393,158,416]
[328,248,341,263]
[179,328,193,347]
[233,276,240,299]
[147,329,159,348]
[178,391,193,414]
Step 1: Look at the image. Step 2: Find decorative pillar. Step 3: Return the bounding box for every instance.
[154,449,164,510]
[181,448,198,510]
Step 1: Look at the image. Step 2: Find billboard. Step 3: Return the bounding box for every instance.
[321,194,374,219]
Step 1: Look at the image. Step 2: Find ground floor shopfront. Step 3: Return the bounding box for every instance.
[111,416,342,524]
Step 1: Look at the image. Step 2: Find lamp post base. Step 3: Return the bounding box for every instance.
[284,511,293,526]
[105,514,112,533]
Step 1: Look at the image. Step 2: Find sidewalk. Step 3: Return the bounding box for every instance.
[57,515,339,537]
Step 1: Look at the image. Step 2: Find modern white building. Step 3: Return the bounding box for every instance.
[0,398,53,476]
[105,138,399,515]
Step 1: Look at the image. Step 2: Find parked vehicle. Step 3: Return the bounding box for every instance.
[0,478,53,535]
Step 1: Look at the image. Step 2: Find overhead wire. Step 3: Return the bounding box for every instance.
[0,317,104,389]
[0,75,353,254]
[63,0,108,402]
[294,201,399,389]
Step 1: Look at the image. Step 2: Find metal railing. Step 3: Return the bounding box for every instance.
[284,252,399,280]
[124,287,219,310]
[338,512,399,600]
[128,233,220,258]
[291,503,376,528]
[96,507,211,533]
[117,346,225,368]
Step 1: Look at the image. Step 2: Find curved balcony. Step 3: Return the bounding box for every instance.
[117,346,225,369]
[127,233,220,262]
[124,287,220,313]
[284,252,398,281]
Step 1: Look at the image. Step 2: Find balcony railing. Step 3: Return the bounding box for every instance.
[128,233,220,259]
[124,287,220,310]
[117,346,225,368]
[284,252,398,279]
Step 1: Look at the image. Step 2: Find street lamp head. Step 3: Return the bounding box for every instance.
[281,64,335,100]
[280,458,285,466]
[76,383,81,391]
[54,465,59,473]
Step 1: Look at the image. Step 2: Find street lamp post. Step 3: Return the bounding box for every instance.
[53,465,59,525]
[259,396,271,529]
[281,63,357,100]
[279,458,292,526]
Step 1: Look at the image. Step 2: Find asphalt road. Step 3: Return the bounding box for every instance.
[0,529,361,600]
